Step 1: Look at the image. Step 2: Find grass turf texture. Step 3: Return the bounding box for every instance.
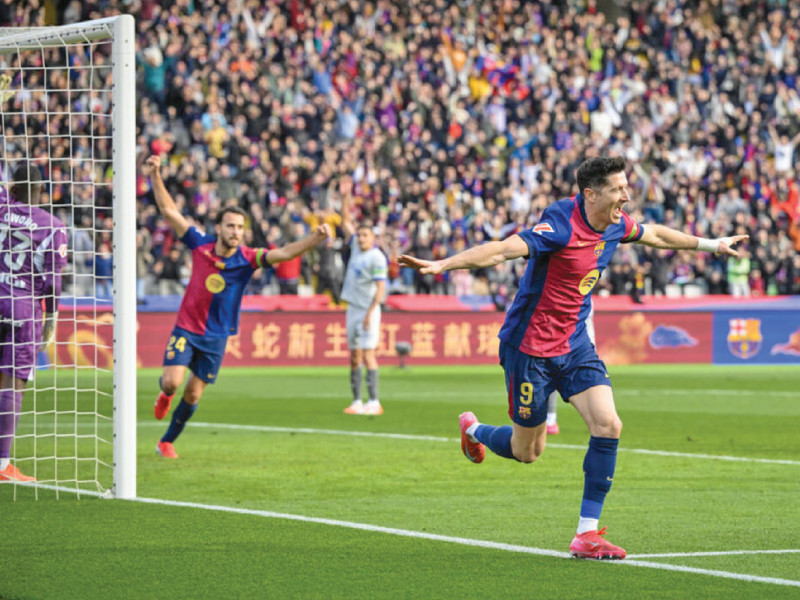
[1,364,799,599]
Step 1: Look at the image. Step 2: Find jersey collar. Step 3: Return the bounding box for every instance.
[575,193,605,235]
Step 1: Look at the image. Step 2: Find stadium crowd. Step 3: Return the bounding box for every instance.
[3,0,800,302]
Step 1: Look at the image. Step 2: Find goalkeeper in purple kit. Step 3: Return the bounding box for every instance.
[142,155,331,459]
[0,164,68,482]
[400,157,747,559]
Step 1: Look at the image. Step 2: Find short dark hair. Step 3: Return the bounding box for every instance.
[575,157,626,194]
[216,205,247,224]
[10,163,45,203]
[12,163,44,185]
[357,219,374,231]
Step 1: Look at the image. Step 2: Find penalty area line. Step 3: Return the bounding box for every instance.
[18,483,800,588]
[106,497,800,589]
[629,549,800,558]
[22,483,800,589]
[138,421,800,466]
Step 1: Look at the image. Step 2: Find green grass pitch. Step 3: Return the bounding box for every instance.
[1,364,799,599]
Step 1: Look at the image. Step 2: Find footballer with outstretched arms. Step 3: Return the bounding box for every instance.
[142,155,332,459]
[399,157,747,559]
[0,164,68,482]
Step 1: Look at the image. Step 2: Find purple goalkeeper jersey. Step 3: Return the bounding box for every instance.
[0,189,68,311]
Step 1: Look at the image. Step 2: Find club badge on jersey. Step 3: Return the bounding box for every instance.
[593,242,605,257]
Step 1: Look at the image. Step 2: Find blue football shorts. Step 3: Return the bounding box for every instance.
[162,326,227,384]
[499,341,611,427]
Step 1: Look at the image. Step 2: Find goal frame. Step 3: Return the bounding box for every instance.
[0,15,137,499]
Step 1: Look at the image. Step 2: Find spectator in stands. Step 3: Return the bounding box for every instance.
[9,0,800,305]
[71,214,95,298]
[153,245,185,296]
[88,233,113,299]
[727,250,752,298]
[136,229,154,304]
[313,234,342,304]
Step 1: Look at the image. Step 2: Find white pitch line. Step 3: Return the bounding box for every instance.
[630,549,800,559]
[214,388,799,399]
[139,421,800,466]
[612,559,800,586]
[617,388,799,398]
[12,483,800,589]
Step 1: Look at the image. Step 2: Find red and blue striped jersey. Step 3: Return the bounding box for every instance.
[175,227,268,338]
[499,195,644,357]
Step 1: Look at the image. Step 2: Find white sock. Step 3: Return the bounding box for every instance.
[546,411,557,426]
[577,517,599,535]
[465,422,479,442]
[350,399,363,407]
[366,399,380,405]
[0,458,9,470]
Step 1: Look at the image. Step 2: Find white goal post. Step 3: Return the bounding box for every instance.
[0,16,136,499]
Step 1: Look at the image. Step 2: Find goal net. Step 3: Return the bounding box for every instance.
[0,16,136,499]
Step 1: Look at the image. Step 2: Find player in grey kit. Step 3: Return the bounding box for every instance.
[0,164,68,481]
[339,177,388,416]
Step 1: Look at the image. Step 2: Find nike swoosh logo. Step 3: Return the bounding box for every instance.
[606,476,613,481]
[577,241,589,246]
[465,446,478,461]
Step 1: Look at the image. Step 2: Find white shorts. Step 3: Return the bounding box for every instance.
[346,305,381,350]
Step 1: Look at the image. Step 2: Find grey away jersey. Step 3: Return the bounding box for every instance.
[340,238,388,309]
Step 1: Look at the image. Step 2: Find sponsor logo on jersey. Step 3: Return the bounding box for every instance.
[578,269,600,295]
[770,326,800,356]
[533,222,553,234]
[205,273,226,294]
[593,241,606,257]
[727,318,762,359]
[649,325,698,349]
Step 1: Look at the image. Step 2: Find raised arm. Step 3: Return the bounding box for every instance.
[266,223,332,265]
[399,234,529,275]
[141,155,190,237]
[637,223,748,257]
[339,175,356,239]
[767,124,780,145]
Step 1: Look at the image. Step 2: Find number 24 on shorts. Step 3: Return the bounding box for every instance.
[166,335,187,354]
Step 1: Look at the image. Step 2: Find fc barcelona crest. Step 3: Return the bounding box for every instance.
[727,318,762,359]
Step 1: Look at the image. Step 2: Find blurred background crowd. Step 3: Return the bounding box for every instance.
[3,0,800,304]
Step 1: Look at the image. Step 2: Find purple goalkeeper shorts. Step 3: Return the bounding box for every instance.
[0,296,41,382]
